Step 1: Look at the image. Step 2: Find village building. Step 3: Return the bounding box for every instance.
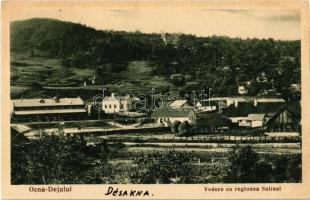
[195,101,216,111]
[290,83,301,92]
[151,101,196,127]
[238,85,248,95]
[256,71,268,83]
[222,97,300,131]
[102,93,139,114]
[253,97,286,121]
[266,102,301,132]
[196,97,246,112]
[11,97,87,122]
[237,114,266,128]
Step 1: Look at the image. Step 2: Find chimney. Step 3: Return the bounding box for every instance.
[254,98,257,106]
[111,93,115,98]
[234,99,238,108]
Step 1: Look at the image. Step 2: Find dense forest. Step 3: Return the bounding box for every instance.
[11,18,301,98]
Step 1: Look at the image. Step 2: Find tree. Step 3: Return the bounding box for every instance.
[254,159,273,183]
[171,121,181,134]
[132,150,194,183]
[170,74,185,86]
[273,156,289,182]
[226,146,258,183]
[273,154,301,183]
[195,115,231,132]
[286,155,301,183]
[30,82,43,90]
[178,121,191,136]
[11,130,110,184]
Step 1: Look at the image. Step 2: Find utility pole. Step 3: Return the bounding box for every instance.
[208,88,212,107]
[102,88,106,98]
[114,109,116,127]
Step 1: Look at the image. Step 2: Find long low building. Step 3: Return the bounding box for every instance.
[11,97,87,122]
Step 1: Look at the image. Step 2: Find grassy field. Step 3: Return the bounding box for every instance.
[11,51,95,86]
[118,61,172,93]
[10,51,176,100]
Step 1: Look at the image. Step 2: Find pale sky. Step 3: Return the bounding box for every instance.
[11,6,300,40]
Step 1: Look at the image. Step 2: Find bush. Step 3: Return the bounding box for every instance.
[254,159,273,183]
[178,121,191,136]
[11,131,110,184]
[226,146,258,183]
[131,149,194,183]
[171,121,181,134]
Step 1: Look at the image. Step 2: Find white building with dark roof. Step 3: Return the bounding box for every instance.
[102,93,139,114]
[238,114,266,128]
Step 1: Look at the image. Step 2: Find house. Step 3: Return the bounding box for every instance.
[266,101,301,132]
[102,93,139,114]
[237,114,265,128]
[151,102,196,127]
[195,97,229,112]
[196,97,247,112]
[256,72,268,83]
[224,97,287,129]
[238,85,248,95]
[253,97,286,121]
[195,100,217,112]
[11,97,86,122]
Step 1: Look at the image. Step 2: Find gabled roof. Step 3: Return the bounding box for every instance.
[169,100,188,108]
[253,101,286,116]
[266,101,301,124]
[103,96,119,102]
[198,100,224,107]
[286,101,301,118]
[256,98,285,103]
[12,97,84,107]
[247,114,265,121]
[103,95,139,102]
[14,109,86,115]
[231,97,247,102]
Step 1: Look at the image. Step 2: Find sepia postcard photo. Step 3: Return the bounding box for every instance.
[1,0,310,199]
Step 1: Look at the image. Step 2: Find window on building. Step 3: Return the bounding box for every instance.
[114,105,117,108]
[105,105,107,109]
[109,104,112,108]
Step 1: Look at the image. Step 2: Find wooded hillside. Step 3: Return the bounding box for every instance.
[11,18,301,98]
